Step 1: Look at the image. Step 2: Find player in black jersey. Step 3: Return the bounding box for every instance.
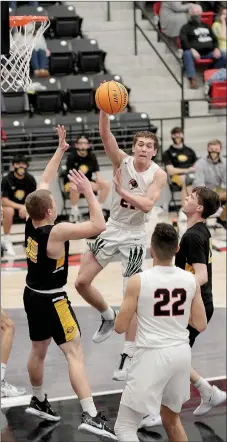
[175,186,226,416]
[23,126,116,440]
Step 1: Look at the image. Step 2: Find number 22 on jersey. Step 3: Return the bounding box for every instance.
[154,288,186,316]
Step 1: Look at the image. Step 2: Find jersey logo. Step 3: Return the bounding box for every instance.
[79,164,89,174]
[123,246,144,277]
[26,237,38,263]
[129,179,138,190]
[14,189,25,201]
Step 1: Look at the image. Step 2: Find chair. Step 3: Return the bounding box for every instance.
[31,77,63,114]
[61,75,94,112]
[71,38,106,73]
[23,115,57,155]
[48,39,77,76]
[12,5,48,16]
[201,11,214,27]
[48,4,82,38]
[2,89,30,115]
[204,69,227,107]
[167,176,182,213]
[118,112,157,150]
[1,116,26,167]
[54,114,85,144]
[93,73,123,90]
[85,113,120,149]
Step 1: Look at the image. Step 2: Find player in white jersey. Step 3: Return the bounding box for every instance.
[75,110,167,380]
[114,222,207,442]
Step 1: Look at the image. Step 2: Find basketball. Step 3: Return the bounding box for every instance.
[95,81,128,115]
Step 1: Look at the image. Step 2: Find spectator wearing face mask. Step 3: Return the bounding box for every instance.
[64,135,110,222]
[180,4,226,89]
[194,139,226,229]
[163,127,197,219]
[1,155,37,256]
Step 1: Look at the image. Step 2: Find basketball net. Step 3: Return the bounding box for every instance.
[1,16,50,93]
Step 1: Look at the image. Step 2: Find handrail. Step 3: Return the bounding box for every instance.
[133,1,185,130]
[106,1,111,21]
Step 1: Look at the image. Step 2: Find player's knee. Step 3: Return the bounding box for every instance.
[31,341,50,360]
[1,313,15,333]
[75,274,90,292]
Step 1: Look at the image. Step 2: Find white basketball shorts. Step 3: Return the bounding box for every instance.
[88,219,147,277]
[121,343,191,415]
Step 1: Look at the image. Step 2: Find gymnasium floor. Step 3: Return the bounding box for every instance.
[1,209,226,441]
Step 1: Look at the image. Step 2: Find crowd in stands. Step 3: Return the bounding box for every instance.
[152,1,226,93]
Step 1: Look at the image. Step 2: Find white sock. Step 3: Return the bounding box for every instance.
[1,363,6,382]
[80,397,97,417]
[123,341,136,358]
[194,377,213,398]
[32,385,45,402]
[102,307,115,321]
[3,235,10,242]
[71,204,79,215]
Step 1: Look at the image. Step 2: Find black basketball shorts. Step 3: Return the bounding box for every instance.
[23,286,81,345]
[188,301,214,348]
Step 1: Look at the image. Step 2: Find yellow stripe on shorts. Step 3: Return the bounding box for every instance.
[54,299,78,342]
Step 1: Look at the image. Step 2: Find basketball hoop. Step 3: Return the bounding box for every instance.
[1,16,50,93]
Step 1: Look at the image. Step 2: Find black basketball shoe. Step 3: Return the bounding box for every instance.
[25,394,61,422]
[78,411,117,440]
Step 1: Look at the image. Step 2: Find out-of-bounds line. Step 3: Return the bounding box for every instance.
[1,376,226,409]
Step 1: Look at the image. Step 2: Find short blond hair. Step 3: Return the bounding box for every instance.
[207,139,222,148]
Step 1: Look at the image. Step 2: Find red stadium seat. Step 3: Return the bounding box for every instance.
[201,11,214,27]
[153,2,161,16]
[195,58,213,65]
[204,69,219,82]
[204,69,227,107]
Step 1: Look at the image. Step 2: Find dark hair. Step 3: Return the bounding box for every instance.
[193,187,220,219]
[25,189,53,221]
[171,127,183,135]
[75,135,90,144]
[151,223,179,260]
[12,154,28,166]
[133,131,159,151]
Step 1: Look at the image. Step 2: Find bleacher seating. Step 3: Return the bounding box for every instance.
[204,69,227,108]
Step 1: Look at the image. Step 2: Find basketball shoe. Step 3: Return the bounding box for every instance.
[139,415,162,429]
[78,411,117,440]
[1,380,26,397]
[92,310,118,343]
[193,386,226,416]
[25,395,61,422]
[112,353,132,381]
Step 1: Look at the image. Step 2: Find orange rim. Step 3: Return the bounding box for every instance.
[10,16,48,27]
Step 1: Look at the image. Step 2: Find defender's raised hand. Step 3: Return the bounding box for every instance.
[68,169,93,195]
[56,125,69,152]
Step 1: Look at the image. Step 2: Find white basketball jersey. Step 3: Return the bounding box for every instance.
[110,156,160,226]
[136,266,196,348]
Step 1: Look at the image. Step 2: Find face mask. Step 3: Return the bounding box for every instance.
[208,151,220,162]
[191,15,201,23]
[14,167,26,177]
[172,136,183,145]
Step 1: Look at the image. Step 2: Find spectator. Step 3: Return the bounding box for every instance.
[194,139,226,229]
[31,31,50,78]
[160,2,192,49]
[163,127,197,219]
[1,155,37,256]
[212,7,226,56]
[180,4,226,89]
[64,136,110,222]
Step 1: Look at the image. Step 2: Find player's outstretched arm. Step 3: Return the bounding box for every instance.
[39,125,69,190]
[115,274,140,334]
[189,279,207,332]
[48,170,106,245]
[99,110,126,169]
[114,167,167,213]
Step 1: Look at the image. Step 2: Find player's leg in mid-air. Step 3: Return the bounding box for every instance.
[1,309,26,397]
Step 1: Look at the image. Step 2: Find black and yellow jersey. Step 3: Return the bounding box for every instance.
[25,218,69,291]
[175,222,212,304]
